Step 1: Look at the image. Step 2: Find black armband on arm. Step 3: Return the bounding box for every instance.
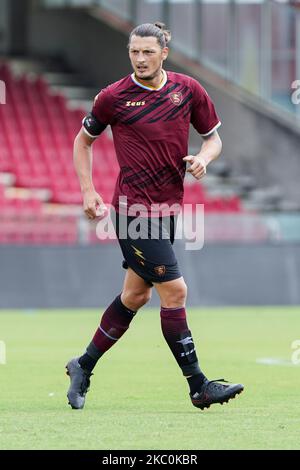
[82,113,107,138]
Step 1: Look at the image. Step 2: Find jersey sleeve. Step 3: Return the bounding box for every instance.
[190,80,221,136]
[82,87,114,138]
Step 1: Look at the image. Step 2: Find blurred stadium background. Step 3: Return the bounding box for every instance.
[1,0,300,308]
[1,0,300,451]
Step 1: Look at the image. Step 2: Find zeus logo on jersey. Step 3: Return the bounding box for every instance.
[126,101,146,107]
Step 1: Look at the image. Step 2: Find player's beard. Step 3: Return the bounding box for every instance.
[135,64,162,81]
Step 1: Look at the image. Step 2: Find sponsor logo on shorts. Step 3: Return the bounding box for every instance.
[154,265,166,276]
[131,245,146,260]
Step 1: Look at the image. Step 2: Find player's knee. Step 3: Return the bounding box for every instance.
[137,290,152,307]
[122,289,151,310]
[162,280,187,308]
[172,286,187,307]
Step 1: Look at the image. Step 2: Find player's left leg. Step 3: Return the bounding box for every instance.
[66,268,152,409]
[154,277,244,410]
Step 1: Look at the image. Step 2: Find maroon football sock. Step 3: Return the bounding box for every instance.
[92,295,136,352]
[78,295,136,371]
[160,306,205,378]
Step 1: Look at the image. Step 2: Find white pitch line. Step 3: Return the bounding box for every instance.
[256,357,300,367]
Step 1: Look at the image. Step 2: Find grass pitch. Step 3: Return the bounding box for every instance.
[0,307,300,450]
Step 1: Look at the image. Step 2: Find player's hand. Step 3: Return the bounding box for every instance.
[183,155,207,180]
[82,189,107,220]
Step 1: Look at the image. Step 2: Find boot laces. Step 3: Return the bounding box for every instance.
[205,378,229,391]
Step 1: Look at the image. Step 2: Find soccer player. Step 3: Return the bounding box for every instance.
[66,22,244,410]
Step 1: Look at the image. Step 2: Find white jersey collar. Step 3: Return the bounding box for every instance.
[131,70,168,91]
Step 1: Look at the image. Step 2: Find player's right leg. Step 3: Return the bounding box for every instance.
[66,268,152,409]
[155,277,244,410]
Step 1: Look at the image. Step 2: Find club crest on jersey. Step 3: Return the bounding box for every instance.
[169,92,183,106]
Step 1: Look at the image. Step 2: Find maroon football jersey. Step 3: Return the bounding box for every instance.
[83,71,220,216]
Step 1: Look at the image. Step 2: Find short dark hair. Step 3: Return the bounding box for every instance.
[128,22,171,49]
